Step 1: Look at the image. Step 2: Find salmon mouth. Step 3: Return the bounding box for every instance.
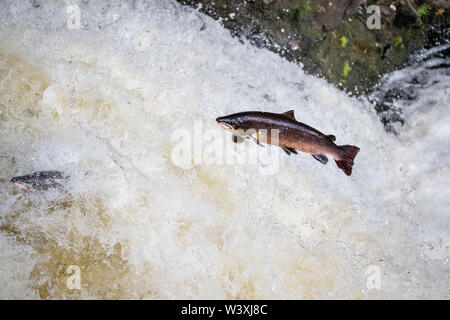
[13,182,31,191]
[216,120,235,131]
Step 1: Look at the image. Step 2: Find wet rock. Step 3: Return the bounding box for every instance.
[177,0,449,95]
[393,1,421,28]
[432,0,450,9]
[368,38,449,133]
[312,0,361,31]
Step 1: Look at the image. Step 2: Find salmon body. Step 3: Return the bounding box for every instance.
[216,110,360,176]
[10,171,68,191]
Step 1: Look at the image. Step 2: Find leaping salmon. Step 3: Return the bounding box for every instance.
[10,171,69,191]
[216,110,360,176]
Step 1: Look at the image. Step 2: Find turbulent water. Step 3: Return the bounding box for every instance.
[0,0,448,299]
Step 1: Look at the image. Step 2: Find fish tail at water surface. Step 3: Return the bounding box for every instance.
[334,145,360,176]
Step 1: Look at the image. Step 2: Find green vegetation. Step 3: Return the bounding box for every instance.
[341,61,352,78]
[339,36,348,48]
[394,36,403,47]
[417,4,431,18]
[300,0,312,16]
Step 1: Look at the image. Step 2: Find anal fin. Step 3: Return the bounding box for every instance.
[312,154,328,164]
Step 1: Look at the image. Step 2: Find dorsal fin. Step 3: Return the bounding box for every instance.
[282,110,296,120]
[327,135,336,142]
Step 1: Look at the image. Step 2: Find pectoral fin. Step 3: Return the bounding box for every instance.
[232,134,245,144]
[312,154,328,164]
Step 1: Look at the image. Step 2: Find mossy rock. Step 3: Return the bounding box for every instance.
[177,0,449,95]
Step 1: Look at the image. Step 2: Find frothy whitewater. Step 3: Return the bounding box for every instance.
[0,0,448,299]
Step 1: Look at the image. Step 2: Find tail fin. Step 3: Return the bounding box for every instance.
[335,145,360,176]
